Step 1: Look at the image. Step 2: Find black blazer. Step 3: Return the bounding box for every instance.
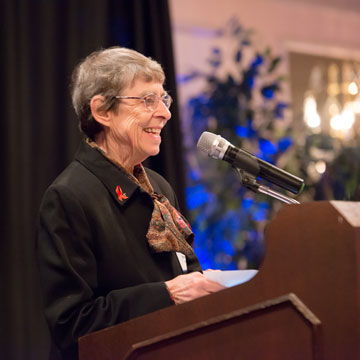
[36,139,202,359]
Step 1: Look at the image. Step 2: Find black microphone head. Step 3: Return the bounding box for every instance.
[197,131,230,160]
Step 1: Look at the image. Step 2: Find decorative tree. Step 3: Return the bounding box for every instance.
[180,18,299,270]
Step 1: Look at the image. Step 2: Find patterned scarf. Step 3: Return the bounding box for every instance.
[87,139,195,257]
[132,165,195,257]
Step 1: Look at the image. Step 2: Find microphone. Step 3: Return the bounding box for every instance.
[197,131,305,194]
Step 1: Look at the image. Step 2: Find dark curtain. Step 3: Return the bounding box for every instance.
[0,1,185,359]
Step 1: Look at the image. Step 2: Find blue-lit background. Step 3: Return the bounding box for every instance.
[179,18,296,270]
[179,19,360,271]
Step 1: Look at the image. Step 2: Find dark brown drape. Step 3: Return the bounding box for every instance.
[0,1,185,359]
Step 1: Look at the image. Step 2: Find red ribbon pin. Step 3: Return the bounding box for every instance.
[115,185,128,202]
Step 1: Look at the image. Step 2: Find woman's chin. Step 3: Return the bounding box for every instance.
[148,146,161,157]
[138,147,160,162]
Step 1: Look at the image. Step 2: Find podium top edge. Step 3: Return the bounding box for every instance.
[330,200,360,227]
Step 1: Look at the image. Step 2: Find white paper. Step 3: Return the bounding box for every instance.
[204,269,258,288]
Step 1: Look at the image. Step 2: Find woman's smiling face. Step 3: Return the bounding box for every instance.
[108,79,172,167]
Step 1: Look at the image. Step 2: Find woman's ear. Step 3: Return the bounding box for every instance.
[90,95,112,128]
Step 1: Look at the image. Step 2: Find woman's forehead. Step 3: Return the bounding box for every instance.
[125,79,166,95]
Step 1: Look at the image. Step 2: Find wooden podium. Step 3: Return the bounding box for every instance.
[79,201,360,360]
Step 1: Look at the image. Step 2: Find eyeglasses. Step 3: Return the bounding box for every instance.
[115,93,173,111]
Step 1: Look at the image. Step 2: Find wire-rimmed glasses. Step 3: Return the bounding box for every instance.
[115,93,173,111]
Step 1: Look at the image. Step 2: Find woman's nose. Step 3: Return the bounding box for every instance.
[156,100,172,121]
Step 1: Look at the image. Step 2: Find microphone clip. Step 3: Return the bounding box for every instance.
[234,167,300,205]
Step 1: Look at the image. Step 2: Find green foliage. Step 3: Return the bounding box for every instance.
[183,18,298,270]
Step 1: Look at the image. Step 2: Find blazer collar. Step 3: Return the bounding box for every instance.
[74,139,142,206]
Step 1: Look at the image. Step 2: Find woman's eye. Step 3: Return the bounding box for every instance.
[145,95,156,105]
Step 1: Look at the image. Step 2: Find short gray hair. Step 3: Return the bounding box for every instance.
[71,47,166,139]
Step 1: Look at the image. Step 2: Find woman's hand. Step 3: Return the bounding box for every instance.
[165,271,225,305]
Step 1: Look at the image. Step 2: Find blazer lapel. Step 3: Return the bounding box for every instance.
[74,139,140,206]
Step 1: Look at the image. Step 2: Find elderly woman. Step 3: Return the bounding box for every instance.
[36,47,223,360]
